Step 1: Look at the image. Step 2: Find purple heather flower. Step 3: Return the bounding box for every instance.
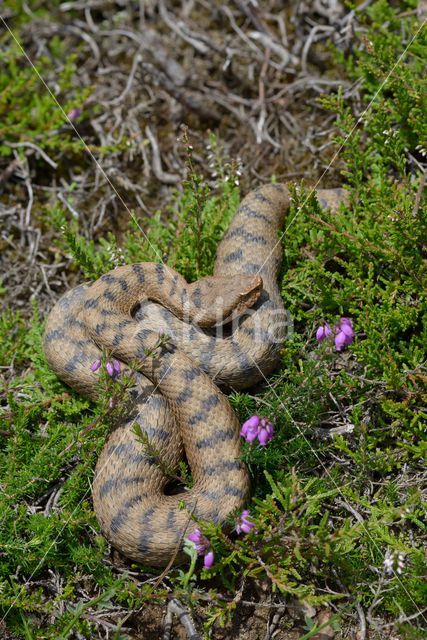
[240,415,260,442]
[334,317,354,351]
[203,550,215,569]
[91,359,101,372]
[258,419,274,445]
[106,361,114,377]
[188,528,209,554]
[235,509,255,535]
[334,331,347,351]
[187,529,214,568]
[67,107,81,120]
[241,415,274,446]
[316,323,332,342]
[316,317,355,351]
[106,359,121,377]
[340,317,352,328]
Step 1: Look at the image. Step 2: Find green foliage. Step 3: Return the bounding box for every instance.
[282,0,426,477]
[1,2,426,638]
[48,203,125,280]
[52,138,240,282]
[0,36,89,158]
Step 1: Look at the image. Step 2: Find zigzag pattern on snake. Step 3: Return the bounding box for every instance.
[43,183,345,567]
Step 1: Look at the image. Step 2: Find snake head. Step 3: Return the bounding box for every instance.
[191,274,263,327]
[235,274,263,314]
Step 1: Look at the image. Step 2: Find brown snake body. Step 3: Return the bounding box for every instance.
[43,184,344,566]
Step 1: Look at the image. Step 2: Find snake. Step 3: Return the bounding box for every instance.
[43,183,345,567]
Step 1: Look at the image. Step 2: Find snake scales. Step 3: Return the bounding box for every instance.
[43,183,344,567]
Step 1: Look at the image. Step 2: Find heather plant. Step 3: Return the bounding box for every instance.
[0,2,426,639]
[49,150,240,282]
[0,36,89,159]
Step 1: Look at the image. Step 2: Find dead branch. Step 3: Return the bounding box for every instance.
[163,599,200,640]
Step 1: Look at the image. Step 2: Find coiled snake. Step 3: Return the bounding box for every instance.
[44,184,344,567]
